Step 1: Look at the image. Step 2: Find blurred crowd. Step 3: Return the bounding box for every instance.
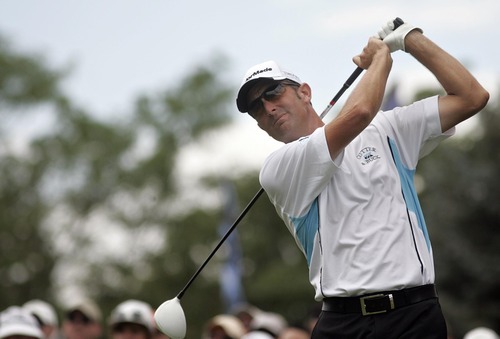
[0,298,497,339]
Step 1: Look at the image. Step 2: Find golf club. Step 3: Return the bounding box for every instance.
[154,18,407,338]
[154,66,363,339]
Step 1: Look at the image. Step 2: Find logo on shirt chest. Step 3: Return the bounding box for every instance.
[356,146,381,165]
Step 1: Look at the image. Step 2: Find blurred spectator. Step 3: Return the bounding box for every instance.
[0,306,44,339]
[464,327,499,339]
[23,300,59,339]
[241,332,273,339]
[232,304,262,334]
[151,327,170,339]
[277,327,309,339]
[109,300,154,339]
[202,315,246,339]
[62,299,102,339]
[246,312,287,338]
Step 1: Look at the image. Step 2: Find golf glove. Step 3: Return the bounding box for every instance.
[378,19,423,52]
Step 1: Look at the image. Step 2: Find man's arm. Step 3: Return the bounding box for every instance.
[324,37,392,160]
[404,31,489,132]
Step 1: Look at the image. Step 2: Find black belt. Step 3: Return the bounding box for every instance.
[322,284,438,316]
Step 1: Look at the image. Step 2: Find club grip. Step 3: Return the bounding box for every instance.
[393,17,404,29]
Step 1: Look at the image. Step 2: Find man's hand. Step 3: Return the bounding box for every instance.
[378,19,423,52]
[353,37,391,70]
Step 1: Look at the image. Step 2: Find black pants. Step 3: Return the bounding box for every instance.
[311,299,447,339]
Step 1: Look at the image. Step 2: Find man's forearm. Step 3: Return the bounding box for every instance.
[405,30,489,131]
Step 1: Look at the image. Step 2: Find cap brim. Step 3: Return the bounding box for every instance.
[0,325,43,339]
[236,78,280,113]
[111,322,151,333]
[66,308,98,323]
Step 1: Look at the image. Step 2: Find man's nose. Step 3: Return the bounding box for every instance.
[261,99,278,115]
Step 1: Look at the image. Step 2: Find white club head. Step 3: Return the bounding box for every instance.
[154,297,186,339]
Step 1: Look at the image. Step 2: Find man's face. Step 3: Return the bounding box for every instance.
[246,80,312,143]
[63,311,101,339]
[111,323,150,339]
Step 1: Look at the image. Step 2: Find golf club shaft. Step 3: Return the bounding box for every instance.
[320,67,363,119]
[176,66,365,300]
[318,17,403,119]
[177,187,265,299]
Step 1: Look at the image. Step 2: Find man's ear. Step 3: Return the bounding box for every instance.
[297,83,312,102]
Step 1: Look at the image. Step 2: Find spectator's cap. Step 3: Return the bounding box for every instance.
[109,300,154,333]
[250,311,287,337]
[65,299,102,323]
[23,299,59,327]
[241,331,274,339]
[236,60,302,113]
[232,304,262,318]
[204,315,245,339]
[464,327,499,339]
[0,306,44,339]
[232,304,263,331]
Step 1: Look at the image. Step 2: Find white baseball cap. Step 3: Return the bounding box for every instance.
[109,300,154,333]
[464,327,499,339]
[241,331,274,339]
[65,298,102,323]
[23,299,59,327]
[250,311,287,337]
[204,315,246,339]
[236,60,302,113]
[0,306,44,339]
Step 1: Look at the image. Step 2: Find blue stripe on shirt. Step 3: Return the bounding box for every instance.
[290,198,319,266]
[388,137,431,251]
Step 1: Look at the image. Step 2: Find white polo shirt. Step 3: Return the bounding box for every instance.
[260,96,454,300]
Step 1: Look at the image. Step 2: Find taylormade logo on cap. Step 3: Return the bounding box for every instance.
[236,60,302,112]
[245,67,273,82]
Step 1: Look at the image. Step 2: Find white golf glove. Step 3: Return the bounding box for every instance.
[378,19,423,52]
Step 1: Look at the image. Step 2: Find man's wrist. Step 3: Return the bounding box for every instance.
[403,29,424,54]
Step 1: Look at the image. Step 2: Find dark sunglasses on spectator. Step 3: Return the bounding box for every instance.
[248,80,300,117]
[113,323,148,334]
[67,311,92,325]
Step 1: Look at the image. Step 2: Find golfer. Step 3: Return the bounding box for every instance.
[235,19,489,338]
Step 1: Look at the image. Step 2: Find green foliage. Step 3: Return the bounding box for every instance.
[0,35,60,306]
[0,153,55,304]
[0,36,62,107]
[0,34,236,327]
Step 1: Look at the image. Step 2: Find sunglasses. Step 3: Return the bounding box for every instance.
[112,323,148,334]
[247,80,299,117]
[67,311,93,325]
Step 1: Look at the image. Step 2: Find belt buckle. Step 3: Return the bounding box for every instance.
[360,293,395,316]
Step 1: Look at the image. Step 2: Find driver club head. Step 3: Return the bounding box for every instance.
[154,297,186,339]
